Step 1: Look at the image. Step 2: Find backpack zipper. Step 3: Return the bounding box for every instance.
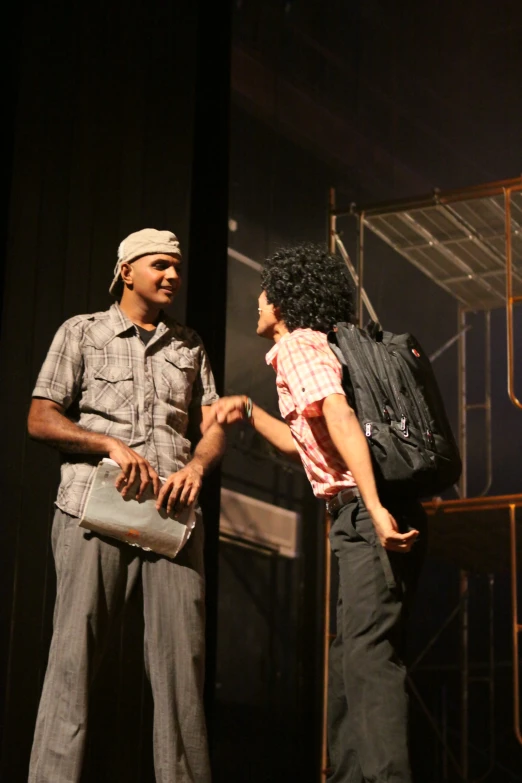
[343,328,387,424]
[349,328,411,436]
[391,350,434,447]
[376,343,409,432]
[343,328,412,439]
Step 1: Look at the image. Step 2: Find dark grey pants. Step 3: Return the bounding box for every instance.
[327,494,427,783]
[28,508,210,783]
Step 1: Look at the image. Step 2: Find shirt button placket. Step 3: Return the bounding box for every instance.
[144,359,151,417]
[144,354,155,464]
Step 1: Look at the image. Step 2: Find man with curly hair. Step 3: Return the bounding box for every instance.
[208,243,426,783]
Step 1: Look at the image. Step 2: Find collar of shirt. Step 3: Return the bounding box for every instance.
[265,329,315,369]
[97,303,172,348]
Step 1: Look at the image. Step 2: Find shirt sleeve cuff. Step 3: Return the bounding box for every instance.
[199,392,220,407]
[32,387,70,407]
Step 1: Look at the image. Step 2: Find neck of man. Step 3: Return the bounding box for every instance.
[272,321,289,343]
[118,292,161,330]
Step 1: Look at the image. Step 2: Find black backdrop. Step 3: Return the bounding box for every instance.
[0,1,232,780]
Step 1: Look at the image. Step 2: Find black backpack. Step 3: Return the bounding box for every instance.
[328,321,462,498]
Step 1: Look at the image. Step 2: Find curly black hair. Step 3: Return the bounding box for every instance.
[261,243,354,332]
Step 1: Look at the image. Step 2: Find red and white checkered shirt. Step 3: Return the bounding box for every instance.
[266,329,356,499]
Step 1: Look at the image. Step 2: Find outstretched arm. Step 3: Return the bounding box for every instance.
[205,395,299,458]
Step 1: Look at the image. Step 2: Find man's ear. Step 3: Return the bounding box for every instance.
[120,262,133,286]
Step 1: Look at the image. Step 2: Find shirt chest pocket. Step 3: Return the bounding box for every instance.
[87,365,135,413]
[161,352,198,409]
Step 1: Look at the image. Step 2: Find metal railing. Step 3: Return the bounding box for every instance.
[504,186,522,411]
[322,180,522,782]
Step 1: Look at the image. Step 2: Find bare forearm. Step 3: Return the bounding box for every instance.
[28,402,112,455]
[323,395,382,512]
[250,403,299,458]
[190,423,226,475]
[209,395,299,459]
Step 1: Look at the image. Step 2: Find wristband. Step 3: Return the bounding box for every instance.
[243,396,253,423]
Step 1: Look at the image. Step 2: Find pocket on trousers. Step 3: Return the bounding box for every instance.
[331,498,398,592]
[355,501,398,591]
[329,498,375,554]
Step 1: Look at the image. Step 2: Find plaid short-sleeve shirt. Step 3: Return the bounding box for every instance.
[33,303,219,518]
[266,329,356,499]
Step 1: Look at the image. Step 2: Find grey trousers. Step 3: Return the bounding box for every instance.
[327,494,427,783]
[28,508,210,783]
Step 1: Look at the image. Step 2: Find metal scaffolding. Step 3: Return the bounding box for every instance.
[322,177,522,781]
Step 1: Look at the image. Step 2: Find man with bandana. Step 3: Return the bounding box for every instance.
[28,229,224,783]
